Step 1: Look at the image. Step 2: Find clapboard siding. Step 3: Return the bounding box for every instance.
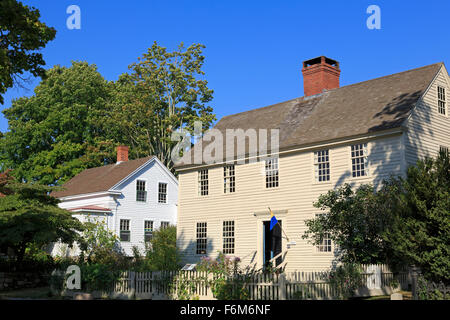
[404,66,450,167]
[177,135,404,271]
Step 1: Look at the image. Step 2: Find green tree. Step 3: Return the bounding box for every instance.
[0,172,85,263]
[382,150,450,282]
[0,61,115,185]
[303,183,392,264]
[0,0,56,103]
[146,225,180,270]
[108,42,216,172]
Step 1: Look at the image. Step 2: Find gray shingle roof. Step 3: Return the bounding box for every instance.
[175,62,443,169]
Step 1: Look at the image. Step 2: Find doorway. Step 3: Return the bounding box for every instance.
[263,220,282,268]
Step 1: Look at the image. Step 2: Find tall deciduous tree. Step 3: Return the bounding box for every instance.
[0,0,56,103]
[109,42,216,172]
[0,172,85,263]
[0,61,115,185]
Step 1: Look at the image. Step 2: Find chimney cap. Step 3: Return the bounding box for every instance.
[303,56,339,69]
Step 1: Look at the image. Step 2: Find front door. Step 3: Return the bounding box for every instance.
[263,220,282,268]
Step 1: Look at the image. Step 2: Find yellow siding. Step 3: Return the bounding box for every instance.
[404,66,450,166]
[177,135,404,271]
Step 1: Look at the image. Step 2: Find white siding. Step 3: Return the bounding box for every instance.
[177,135,404,271]
[53,158,178,257]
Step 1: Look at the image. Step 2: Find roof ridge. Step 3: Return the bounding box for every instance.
[334,62,443,91]
[216,62,442,124]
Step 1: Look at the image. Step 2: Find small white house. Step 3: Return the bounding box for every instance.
[50,146,178,257]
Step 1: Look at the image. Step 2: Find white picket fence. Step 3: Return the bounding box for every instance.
[104,264,411,300]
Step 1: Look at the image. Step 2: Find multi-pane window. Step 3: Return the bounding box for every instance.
[351,144,368,177]
[223,221,235,254]
[196,222,207,254]
[314,150,330,182]
[265,157,279,188]
[198,170,209,196]
[438,86,446,115]
[120,219,130,242]
[160,221,170,229]
[158,182,167,203]
[144,220,153,242]
[315,214,331,252]
[223,165,236,193]
[136,180,147,202]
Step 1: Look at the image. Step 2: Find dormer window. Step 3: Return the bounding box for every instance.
[438,86,446,115]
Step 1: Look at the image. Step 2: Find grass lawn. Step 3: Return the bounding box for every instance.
[0,286,68,300]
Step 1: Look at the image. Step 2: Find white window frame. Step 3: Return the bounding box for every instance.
[144,220,153,243]
[160,221,170,229]
[437,86,446,115]
[198,170,209,196]
[315,214,332,253]
[223,165,236,193]
[136,179,147,202]
[222,220,235,254]
[158,182,168,204]
[351,143,369,178]
[196,222,207,254]
[119,219,131,242]
[314,149,330,182]
[265,157,279,188]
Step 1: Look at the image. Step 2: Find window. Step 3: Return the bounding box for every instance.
[440,145,449,154]
[265,157,279,188]
[198,170,209,196]
[315,214,331,252]
[351,144,368,177]
[223,221,235,254]
[196,222,207,254]
[144,220,153,242]
[120,219,130,242]
[160,221,170,229]
[136,180,147,202]
[438,86,446,115]
[223,165,235,193]
[314,150,330,182]
[158,182,167,203]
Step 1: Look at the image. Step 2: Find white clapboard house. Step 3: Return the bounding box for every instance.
[50,146,178,257]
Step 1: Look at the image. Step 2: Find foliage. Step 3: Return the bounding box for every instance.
[328,263,364,299]
[80,263,122,292]
[303,151,449,283]
[196,252,251,300]
[0,172,85,263]
[0,61,115,185]
[0,0,56,104]
[381,150,450,283]
[303,183,391,264]
[145,225,180,271]
[77,219,129,269]
[107,42,216,172]
[417,275,449,300]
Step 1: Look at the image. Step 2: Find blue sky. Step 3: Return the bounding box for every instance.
[2,0,449,132]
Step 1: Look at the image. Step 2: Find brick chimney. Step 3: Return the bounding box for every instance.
[302,56,340,97]
[116,146,129,163]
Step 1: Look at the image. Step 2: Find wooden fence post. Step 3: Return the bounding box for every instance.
[410,266,420,300]
[279,273,287,300]
[129,271,136,299]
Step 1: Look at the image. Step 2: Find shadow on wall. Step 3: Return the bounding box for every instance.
[334,91,433,191]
